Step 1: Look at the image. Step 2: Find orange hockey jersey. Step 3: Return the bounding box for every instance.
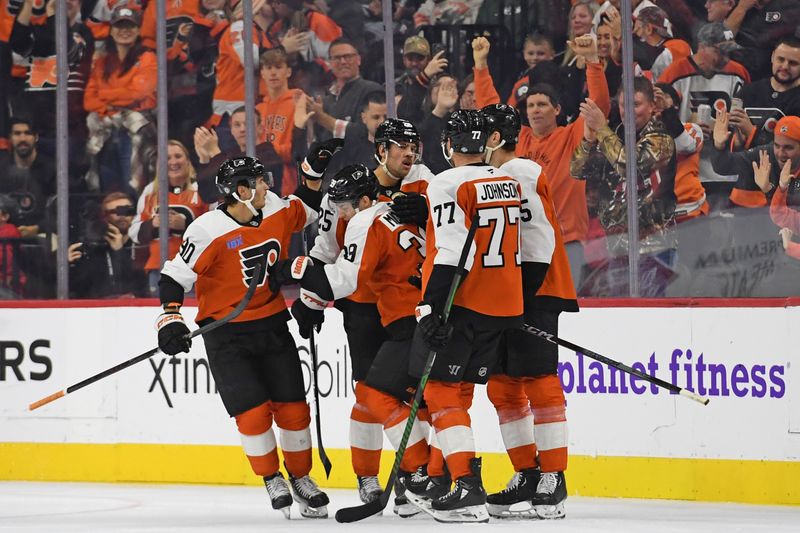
[322,202,424,327]
[161,191,318,324]
[422,164,523,323]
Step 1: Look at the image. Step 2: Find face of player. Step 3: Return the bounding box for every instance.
[773,135,800,170]
[596,24,615,60]
[332,196,371,221]
[361,102,388,139]
[261,62,292,91]
[570,4,593,38]
[523,42,554,69]
[230,112,261,150]
[619,91,655,131]
[240,175,269,209]
[381,140,420,177]
[772,44,800,87]
[526,93,559,134]
[167,144,191,186]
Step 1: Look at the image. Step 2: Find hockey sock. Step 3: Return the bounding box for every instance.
[350,382,384,477]
[235,401,280,477]
[424,380,475,481]
[272,401,313,478]
[419,408,445,477]
[488,374,538,471]
[524,375,568,472]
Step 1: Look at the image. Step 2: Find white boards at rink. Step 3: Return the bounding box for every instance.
[1,301,798,505]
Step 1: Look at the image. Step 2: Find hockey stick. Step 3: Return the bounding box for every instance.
[519,323,710,405]
[301,225,333,478]
[335,213,480,523]
[29,263,263,411]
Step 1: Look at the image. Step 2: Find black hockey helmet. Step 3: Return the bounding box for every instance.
[375,118,420,146]
[481,104,521,145]
[215,156,269,196]
[328,164,379,207]
[441,109,486,154]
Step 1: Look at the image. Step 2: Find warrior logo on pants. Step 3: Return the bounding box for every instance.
[239,239,280,288]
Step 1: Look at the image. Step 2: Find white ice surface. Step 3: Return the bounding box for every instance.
[1,482,798,533]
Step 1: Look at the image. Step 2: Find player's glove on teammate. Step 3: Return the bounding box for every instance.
[291,289,328,339]
[156,308,191,355]
[268,256,313,293]
[300,138,344,180]
[415,302,453,351]
[391,192,429,226]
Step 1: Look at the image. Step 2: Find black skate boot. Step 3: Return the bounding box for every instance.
[429,458,489,523]
[357,475,382,504]
[532,471,567,519]
[288,472,329,518]
[403,464,452,516]
[263,472,292,519]
[486,467,541,519]
[393,468,424,518]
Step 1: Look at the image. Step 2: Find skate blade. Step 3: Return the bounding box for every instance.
[296,502,328,519]
[487,501,538,520]
[393,502,424,518]
[534,501,566,520]
[432,504,490,524]
[403,491,436,519]
[278,506,291,520]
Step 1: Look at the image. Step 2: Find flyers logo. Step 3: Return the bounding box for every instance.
[29,57,57,88]
[239,239,281,289]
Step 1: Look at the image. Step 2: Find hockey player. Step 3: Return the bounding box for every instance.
[406,109,524,523]
[480,104,577,520]
[270,164,437,516]
[155,155,330,520]
[298,119,433,506]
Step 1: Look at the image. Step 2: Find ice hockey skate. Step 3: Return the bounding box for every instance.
[532,471,567,519]
[357,475,382,504]
[486,467,541,519]
[263,472,292,519]
[402,466,452,517]
[428,458,489,523]
[288,472,329,518]
[392,468,426,518]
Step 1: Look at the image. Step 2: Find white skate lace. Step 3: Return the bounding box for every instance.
[411,466,428,484]
[500,471,522,493]
[265,474,290,499]
[293,475,323,498]
[537,472,558,495]
[359,476,382,495]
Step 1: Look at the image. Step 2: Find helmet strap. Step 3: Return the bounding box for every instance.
[484,139,506,164]
[233,188,259,216]
[374,146,403,182]
[441,141,454,167]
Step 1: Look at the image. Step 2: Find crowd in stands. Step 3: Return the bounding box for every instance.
[0,0,798,299]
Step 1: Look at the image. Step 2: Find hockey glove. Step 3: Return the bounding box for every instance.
[415,302,453,351]
[268,256,313,293]
[391,192,429,226]
[291,289,328,339]
[300,138,345,180]
[156,310,191,355]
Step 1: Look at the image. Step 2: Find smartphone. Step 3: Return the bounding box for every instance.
[431,43,447,57]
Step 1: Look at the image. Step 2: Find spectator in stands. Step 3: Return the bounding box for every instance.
[396,42,448,126]
[571,78,677,296]
[473,34,610,290]
[563,0,599,67]
[324,0,367,54]
[331,91,387,173]
[67,191,147,298]
[658,23,751,204]
[413,0,483,28]
[256,47,313,196]
[733,37,800,150]
[459,74,476,110]
[129,140,208,296]
[507,34,556,109]
[0,193,25,297]
[185,0,230,128]
[396,35,431,100]
[705,0,735,23]
[193,106,284,203]
[770,147,800,259]
[0,117,53,237]
[654,83,709,221]
[724,0,800,80]
[84,5,157,194]
[9,0,94,162]
[633,6,691,81]
[420,73,459,173]
[713,113,800,209]
[310,38,382,142]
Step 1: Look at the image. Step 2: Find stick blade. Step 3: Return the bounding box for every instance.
[334,491,390,523]
[319,449,332,479]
